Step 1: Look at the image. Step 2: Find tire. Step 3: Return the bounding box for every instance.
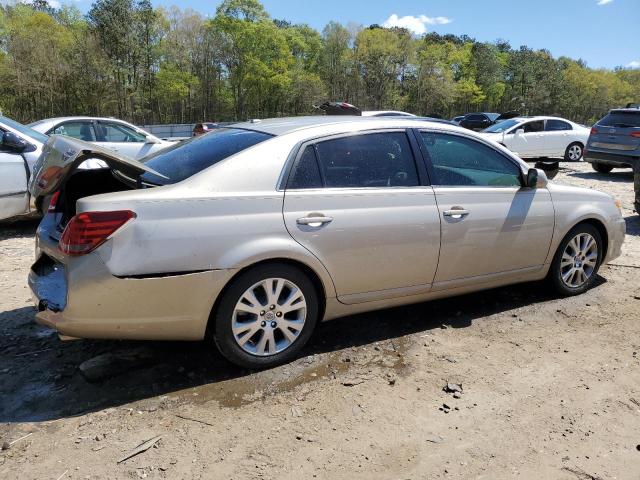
[592,162,613,173]
[549,223,603,296]
[564,142,583,162]
[211,264,320,369]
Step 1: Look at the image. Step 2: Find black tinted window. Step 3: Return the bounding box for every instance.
[466,114,485,121]
[545,120,572,131]
[288,146,322,189]
[141,128,272,185]
[522,121,544,133]
[314,132,419,188]
[420,132,521,187]
[598,112,640,128]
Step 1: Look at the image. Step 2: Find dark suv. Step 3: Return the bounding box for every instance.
[585,107,640,210]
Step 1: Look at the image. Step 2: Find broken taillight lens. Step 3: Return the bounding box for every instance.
[59,210,136,256]
[47,191,60,213]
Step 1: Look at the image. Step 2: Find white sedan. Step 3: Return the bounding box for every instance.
[29,117,173,160]
[479,116,590,161]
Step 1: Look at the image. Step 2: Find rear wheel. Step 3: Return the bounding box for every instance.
[549,224,603,296]
[592,162,613,173]
[211,264,319,369]
[564,142,583,161]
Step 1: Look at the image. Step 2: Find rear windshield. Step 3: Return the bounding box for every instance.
[598,111,640,128]
[140,128,272,185]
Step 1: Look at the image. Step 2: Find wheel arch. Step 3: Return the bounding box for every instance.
[205,257,329,339]
[574,218,609,260]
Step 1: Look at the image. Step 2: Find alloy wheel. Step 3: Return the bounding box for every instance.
[560,233,598,288]
[568,144,582,161]
[232,278,307,356]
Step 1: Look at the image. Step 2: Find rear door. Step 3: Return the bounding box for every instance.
[94,121,150,159]
[417,130,554,288]
[282,130,441,304]
[0,151,29,220]
[543,119,573,156]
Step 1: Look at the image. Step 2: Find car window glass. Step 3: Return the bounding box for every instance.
[140,128,272,185]
[598,112,640,128]
[313,132,419,188]
[96,122,146,142]
[521,121,544,133]
[420,132,521,187]
[545,120,572,131]
[466,114,485,121]
[287,146,323,189]
[51,121,96,141]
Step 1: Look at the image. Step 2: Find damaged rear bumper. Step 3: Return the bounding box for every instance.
[29,227,236,341]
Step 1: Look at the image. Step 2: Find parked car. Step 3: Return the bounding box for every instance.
[193,122,219,136]
[584,108,640,173]
[451,115,465,124]
[0,115,48,221]
[458,111,519,131]
[479,116,590,161]
[29,116,625,369]
[29,117,172,159]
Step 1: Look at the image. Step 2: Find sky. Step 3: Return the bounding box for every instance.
[48,0,640,69]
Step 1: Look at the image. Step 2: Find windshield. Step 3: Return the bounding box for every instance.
[140,128,272,185]
[0,116,49,144]
[598,112,640,128]
[483,119,521,133]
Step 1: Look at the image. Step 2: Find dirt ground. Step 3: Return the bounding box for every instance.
[1,161,639,480]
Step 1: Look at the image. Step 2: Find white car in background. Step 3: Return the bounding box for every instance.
[0,115,48,221]
[479,116,590,161]
[361,110,416,117]
[29,117,173,160]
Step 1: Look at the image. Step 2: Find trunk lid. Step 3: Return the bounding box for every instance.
[28,135,165,199]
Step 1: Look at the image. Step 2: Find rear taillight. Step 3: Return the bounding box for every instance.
[631,131,640,138]
[59,210,136,256]
[590,127,598,135]
[48,191,60,213]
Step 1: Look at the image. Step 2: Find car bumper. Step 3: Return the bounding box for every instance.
[604,216,626,264]
[584,150,637,168]
[29,225,236,341]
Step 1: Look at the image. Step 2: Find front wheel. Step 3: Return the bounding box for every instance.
[592,162,613,173]
[549,224,603,296]
[564,142,583,161]
[211,264,319,369]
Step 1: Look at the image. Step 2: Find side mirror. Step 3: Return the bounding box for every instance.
[514,128,525,136]
[1,131,28,152]
[526,168,548,188]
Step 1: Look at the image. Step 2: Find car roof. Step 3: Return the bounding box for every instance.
[225,115,456,136]
[610,108,640,114]
[34,116,134,124]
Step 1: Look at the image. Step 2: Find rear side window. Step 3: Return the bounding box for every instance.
[598,112,640,128]
[545,120,572,131]
[420,132,521,187]
[288,146,322,189]
[312,132,419,188]
[141,128,272,185]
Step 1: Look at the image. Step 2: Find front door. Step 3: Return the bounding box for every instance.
[417,130,554,288]
[282,131,441,304]
[0,151,29,220]
[507,120,548,157]
[95,121,149,159]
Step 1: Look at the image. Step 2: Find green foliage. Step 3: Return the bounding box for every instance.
[0,0,638,124]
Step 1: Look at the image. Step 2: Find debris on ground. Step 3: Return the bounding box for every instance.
[117,435,162,464]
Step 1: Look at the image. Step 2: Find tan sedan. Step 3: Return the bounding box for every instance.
[28,116,625,368]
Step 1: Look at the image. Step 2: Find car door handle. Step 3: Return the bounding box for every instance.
[443,208,470,218]
[297,215,333,226]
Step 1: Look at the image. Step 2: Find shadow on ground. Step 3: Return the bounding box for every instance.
[0,218,39,240]
[0,277,589,424]
[565,169,633,183]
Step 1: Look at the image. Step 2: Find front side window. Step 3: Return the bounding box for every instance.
[520,121,544,133]
[484,119,520,133]
[420,132,522,187]
[312,132,419,188]
[52,121,96,141]
[96,122,147,142]
[545,119,572,131]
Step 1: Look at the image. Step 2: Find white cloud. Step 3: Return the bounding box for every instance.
[627,60,640,69]
[597,0,614,5]
[382,14,452,35]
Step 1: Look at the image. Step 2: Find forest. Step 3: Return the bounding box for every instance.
[1,0,638,125]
